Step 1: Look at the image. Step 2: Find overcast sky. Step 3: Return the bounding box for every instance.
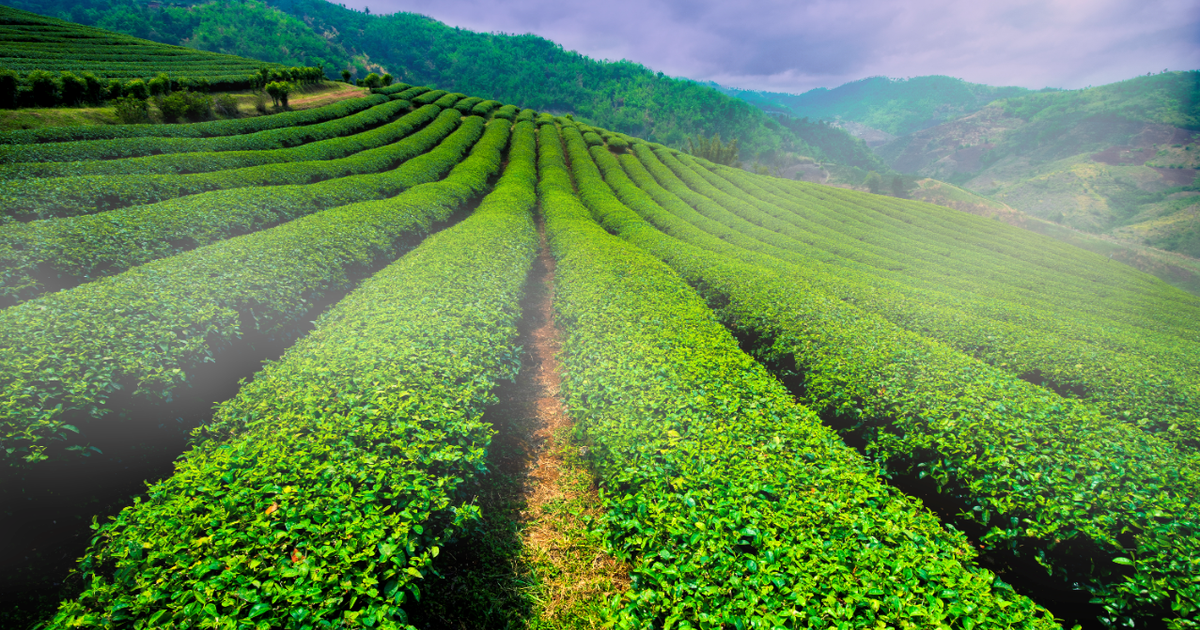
[340,0,1200,94]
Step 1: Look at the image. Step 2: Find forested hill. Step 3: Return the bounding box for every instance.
[714,75,1037,136]
[0,0,833,161]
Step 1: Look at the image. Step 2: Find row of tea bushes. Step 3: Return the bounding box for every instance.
[47,121,538,629]
[0,97,414,180]
[599,135,1200,628]
[0,117,510,464]
[0,108,476,303]
[0,90,386,146]
[0,101,434,217]
[541,120,1058,629]
[0,94,406,165]
[647,150,1200,447]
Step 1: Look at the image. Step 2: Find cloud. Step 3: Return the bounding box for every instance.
[346,0,1200,92]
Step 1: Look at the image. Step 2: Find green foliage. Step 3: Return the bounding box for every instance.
[686,131,739,165]
[540,120,1058,628]
[25,68,56,106]
[0,93,390,159]
[49,120,537,627]
[594,134,1200,627]
[155,90,212,123]
[864,169,883,193]
[0,107,499,461]
[0,68,17,108]
[110,94,147,124]
[57,70,85,105]
[264,80,292,107]
[776,115,891,172]
[363,72,381,88]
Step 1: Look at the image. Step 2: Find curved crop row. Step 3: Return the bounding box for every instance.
[47,121,538,629]
[0,89,384,146]
[470,99,500,116]
[0,98,415,181]
[540,121,1058,629]
[411,89,448,105]
[0,117,512,464]
[710,161,1200,336]
[1,101,439,218]
[0,108,476,306]
[639,148,1200,447]
[587,129,1200,628]
[0,94,400,165]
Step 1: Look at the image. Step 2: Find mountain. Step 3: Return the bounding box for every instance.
[713,75,1036,136]
[877,71,1200,248]
[0,0,817,161]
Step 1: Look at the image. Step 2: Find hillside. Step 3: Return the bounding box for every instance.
[0,61,1197,628]
[877,71,1200,256]
[0,5,287,91]
[0,0,825,163]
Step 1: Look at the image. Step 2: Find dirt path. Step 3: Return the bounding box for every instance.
[515,222,629,625]
[408,218,626,628]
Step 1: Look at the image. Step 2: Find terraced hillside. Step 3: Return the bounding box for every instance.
[2,80,1198,630]
[0,5,305,96]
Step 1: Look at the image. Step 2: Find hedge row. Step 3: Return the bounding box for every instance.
[2,101,433,217]
[47,120,538,628]
[470,99,500,116]
[0,101,434,217]
[0,91,385,146]
[0,95,402,164]
[0,108,476,305]
[411,89,448,105]
[0,116,511,464]
[0,98,415,181]
[540,121,1058,628]
[655,151,1200,447]
[598,131,1200,628]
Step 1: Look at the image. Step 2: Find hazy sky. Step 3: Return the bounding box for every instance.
[339,0,1200,94]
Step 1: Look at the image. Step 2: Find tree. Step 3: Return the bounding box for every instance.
[363,73,381,88]
[864,171,883,194]
[341,69,352,83]
[26,70,58,107]
[687,132,740,166]
[147,73,171,96]
[381,73,393,86]
[59,72,87,105]
[265,81,292,107]
[891,175,906,198]
[0,69,18,109]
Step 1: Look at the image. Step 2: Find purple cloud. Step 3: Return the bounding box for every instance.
[344,0,1200,92]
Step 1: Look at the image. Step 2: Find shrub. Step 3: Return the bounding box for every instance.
[26,70,58,107]
[59,71,87,105]
[381,73,393,86]
[363,73,381,88]
[0,69,17,109]
[341,69,351,83]
[265,81,292,108]
[156,91,212,123]
[608,135,630,151]
[80,72,105,105]
[105,79,122,101]
[254,90,268,113]
[147,73,170,96]
[123,78,148,100]
[112,95,149,124]
[213,93,239,118]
